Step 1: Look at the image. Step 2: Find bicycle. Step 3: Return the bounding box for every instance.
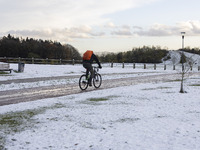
[79,66,102,90]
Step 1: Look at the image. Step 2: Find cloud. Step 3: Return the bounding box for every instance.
[2,20,200,43]
[111,25,132,36]
[89,32,105,37]
[1,25,106,43]
[133,26,143,30]
[0,0,163,42]
[105,20,200,37]
[134,21,200,36]
[0,0,160,30]
[136,23,173,36]
[104,22,116,28]
[176,21,200,35]
[111,30,132,36]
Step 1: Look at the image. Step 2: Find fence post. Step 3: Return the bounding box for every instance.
[18,57,21,62]
[4,56,7,63]
[111,62,113,68]
[154,64,156,70]
[60,59,62,64]
[32,57,34,64]
[72,59,75,65]
[122,62,124,68]
[144,64,146,69]
[164,64,166,70]
[133,63,135,69]
[46,58,48,64]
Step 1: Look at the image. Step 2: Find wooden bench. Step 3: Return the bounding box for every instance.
[0,63,13,73]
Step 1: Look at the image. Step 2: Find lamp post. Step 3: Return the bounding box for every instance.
[180,32,185,93]
[181,32,185,49]
[181,32,185,71]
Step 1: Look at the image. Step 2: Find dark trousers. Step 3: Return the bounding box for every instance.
[83,62,93,83]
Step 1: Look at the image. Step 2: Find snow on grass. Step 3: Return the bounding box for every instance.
[0,63,200,149]
[0,64,83,81]
[0,75,200,150]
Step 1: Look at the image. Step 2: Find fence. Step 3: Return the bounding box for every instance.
[110,62,200,71]
[1,57,200,71]
[0,57,82,65]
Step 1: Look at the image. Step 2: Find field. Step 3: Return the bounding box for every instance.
[0,63,200,150]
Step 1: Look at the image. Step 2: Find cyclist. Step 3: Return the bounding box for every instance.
[82,50,102,86]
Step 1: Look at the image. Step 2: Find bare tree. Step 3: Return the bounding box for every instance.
[179,52,197,93]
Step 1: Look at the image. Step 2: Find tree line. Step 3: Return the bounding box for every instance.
[98,47,200,63]
[181,47,200,55]
[98,46,169,63]
[0,34,81,60]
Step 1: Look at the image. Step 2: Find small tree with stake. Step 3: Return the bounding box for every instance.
[179,51,197,93]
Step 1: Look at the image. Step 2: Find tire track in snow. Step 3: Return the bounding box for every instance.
[0,72,155,85]
[0,72,199,106]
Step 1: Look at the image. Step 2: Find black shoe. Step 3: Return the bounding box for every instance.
[89,82,92,86]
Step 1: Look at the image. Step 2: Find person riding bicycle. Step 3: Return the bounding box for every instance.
[82,50,102,86]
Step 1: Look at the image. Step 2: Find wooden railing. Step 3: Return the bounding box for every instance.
[0,57,82,65]
[110,62,200,71]
[1,57,199,71]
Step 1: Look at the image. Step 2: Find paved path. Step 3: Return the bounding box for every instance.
[0,72,199,106]
[0,72,155,84]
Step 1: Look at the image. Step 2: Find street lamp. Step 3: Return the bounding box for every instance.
[181,32,185,50]
[181,32,185,71]
[180,32,186,93]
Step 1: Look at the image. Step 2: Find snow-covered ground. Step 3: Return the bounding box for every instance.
[1,63,174,80]
[0,63,200,150]
[165,51,200,65]
[0,63,177,91]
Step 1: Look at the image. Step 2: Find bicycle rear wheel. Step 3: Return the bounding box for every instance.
[93,73,102,88]
[79,75,88,90]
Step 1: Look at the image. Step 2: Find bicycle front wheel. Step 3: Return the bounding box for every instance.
[93,73,102,88]
[79,75,88,90]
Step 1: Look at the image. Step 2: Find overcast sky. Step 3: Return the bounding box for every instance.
[0,0,200,53]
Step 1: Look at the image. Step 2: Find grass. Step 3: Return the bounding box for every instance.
[0,103,66,149]
[0,108,46,149]
[88,97,109,102]
[0,72,8,74]
[167,79,182,82]
[142,87,171,90]
[79,97,109,106]
[0,71,10,75]
[115,118,140,123]
[88,95,119,102]
[79,96,119,105]
[189,84,200,86]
